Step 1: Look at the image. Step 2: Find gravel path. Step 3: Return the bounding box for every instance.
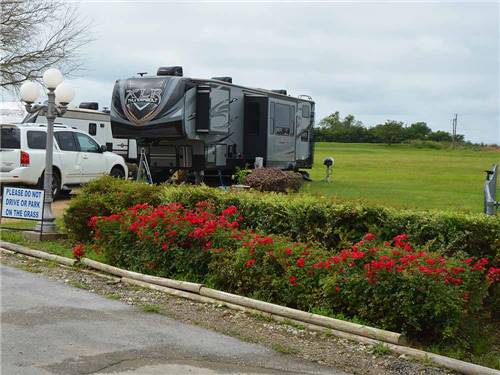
[0,249,456,375]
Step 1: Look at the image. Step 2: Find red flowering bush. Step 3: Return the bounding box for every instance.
[87,203,499,341]
[72,243,86,260]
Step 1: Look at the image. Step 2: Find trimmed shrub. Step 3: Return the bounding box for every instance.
[63,176,162,242]
[65,178,500,260]
[245,168,304,192]
[160,185,500,260]
[85,203,498,341]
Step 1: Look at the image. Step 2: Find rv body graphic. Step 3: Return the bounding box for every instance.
[23,105,138,161]
[110,69,314,178]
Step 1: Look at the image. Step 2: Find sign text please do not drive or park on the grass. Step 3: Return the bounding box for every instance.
[1,186,45,220]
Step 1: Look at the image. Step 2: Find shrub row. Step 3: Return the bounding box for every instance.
[65,177,500,260]
[80,202,499,342]
[159,185,500,260]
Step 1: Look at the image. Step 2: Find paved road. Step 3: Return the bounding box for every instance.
[1,265,345,374]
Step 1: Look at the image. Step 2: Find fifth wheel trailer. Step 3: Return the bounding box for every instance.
[110,66,315,181]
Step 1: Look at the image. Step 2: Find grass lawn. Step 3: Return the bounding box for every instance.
[302,142,499,213]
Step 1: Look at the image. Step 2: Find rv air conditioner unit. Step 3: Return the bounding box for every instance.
[157,66,183,77]
[211,76,233,83]
[79,102,99,110]
[271,89,287,95]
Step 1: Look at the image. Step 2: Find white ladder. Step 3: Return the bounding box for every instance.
[136,148,153,184]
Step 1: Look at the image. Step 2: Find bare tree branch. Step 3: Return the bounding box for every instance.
[0,0,93,91]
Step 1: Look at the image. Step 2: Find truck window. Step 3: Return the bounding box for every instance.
[75,132,100,153]
[1,127,20,149]
[88,123,97,136]
[27,131,47,149]
[55,131,79,151]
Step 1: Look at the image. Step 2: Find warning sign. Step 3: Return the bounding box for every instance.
[1,186,45,220]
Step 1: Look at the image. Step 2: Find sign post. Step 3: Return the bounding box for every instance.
[1,186,46,239]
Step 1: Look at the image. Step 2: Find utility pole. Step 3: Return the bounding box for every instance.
[452,114,458,148]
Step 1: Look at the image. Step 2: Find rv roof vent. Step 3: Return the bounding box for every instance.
[79,102,99,110]
[271,89,287,95]
[211,76,232,83]
[157,66,183,77]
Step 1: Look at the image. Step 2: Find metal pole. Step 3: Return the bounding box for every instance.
[34,89,56,232]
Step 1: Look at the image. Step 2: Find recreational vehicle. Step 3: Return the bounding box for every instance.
[110,67,314,181]
[23,103,138,161]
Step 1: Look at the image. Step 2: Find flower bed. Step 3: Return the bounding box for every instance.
[81,201,499,342]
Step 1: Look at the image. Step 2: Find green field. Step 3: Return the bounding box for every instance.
[302,143,499,213]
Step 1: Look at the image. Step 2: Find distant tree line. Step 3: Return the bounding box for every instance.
[313,112,464,145]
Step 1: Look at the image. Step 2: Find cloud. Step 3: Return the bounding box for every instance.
[7,1,497,143]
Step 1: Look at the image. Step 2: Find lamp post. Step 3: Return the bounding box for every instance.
[20,69,75,233]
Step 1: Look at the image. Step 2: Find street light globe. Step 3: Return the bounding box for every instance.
[54,82,75,105]
[43,68,63,89]
[20,81,41,103]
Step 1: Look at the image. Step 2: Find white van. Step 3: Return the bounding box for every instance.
[23,102,138,161]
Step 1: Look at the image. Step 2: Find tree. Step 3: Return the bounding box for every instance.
[1,0,92,90]
[406,122,432,140]
[369,120,406,145]
[428,130,453,142]
[315,111,369,142]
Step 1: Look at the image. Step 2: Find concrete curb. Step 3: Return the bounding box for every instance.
[1,240,498,375]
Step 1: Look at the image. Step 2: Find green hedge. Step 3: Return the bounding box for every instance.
[65,177,500,260]
[160,185,500,260]
[63,177,162,242]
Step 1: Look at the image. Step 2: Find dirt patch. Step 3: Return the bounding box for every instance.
[0,249,456,375]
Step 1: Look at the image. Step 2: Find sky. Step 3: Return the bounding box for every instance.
[5,1,500,144]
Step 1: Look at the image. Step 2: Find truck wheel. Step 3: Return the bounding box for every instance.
[110,166,125,179]
[38,171,61,199]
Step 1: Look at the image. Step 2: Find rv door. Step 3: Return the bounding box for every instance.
[183,86,197,136]
[295,102,312,164]
[210,86,230,134]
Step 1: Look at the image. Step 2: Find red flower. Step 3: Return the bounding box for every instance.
[72,243,85,260]
[486,267,500,283]
[222,205,238,216]
[289,276,298,286]
[244,259,256,267]
[296,257,305,268]
[363,233,376,241]
[88,216,98,228]
[284,248,293,256]
[259,236,273,245]
[161,243,168,251]
[335,286,341,293]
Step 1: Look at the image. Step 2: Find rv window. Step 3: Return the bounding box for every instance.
[27,131,47,149]
[1,127,20,149]
[75,133,100,153]
[301,130,309,142]
[89,123,97,136]
[55,132,78,151]
[302,104,310,118]
[274,103,293,136]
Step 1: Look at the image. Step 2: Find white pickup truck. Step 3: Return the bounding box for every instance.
[0,123,128,198]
